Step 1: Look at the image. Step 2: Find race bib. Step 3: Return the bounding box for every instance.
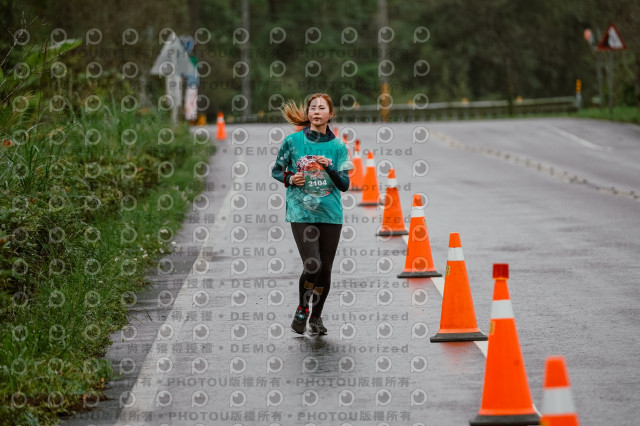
[304,170,332,196]
[297,155,334,197]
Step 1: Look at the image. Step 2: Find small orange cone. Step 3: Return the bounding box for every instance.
[397,194,442,278]
[349,139,364,191]
[342,133,353,161]
[470,263,540,426]
[540,356,579,426]
[358,151,381,206]
[431,233,487,342]
[376,169,408,236]
[216,111,227,140]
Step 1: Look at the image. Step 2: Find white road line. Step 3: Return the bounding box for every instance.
[115,151,243,425]
[550,126,613,152]
[401,235,488,357]
[399,235,539,415]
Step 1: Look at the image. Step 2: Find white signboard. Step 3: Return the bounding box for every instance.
[597,24,626,51]
[150,36,196,77]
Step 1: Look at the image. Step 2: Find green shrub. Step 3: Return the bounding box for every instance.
[1,33,215,425]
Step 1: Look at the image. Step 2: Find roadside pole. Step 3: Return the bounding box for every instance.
[575,79,582,109]
[608,51,614,116]
[597,48,604,109]
[378,0,390,123]
[596,24,626,117]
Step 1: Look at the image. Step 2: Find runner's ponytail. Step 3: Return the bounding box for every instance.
[281,100,310,127]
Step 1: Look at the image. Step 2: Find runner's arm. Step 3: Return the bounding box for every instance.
[323,164,350,192]
[272,162,295,187]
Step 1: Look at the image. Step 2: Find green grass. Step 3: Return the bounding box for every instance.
[573,105,640,125]
[0,99,215,424]
[452,105,640,125]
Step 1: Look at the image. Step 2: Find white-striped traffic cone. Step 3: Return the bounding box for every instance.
[540,356,579,426]
[376,169,408,237]
[470,263,539,425]
[430,232,487,342]
[397,194,441,278]
[349,139,364,191]
[359,151,381,206]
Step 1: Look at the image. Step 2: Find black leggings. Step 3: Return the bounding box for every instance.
[290,222,342,317]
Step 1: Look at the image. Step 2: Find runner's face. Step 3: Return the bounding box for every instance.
[307,97,332,131]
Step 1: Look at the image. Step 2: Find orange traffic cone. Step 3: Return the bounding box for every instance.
[470,263,540,426]
[376,169,408,236]
[358,151,381,206]
[431,233,487,342]
[216,111,227,140]
[349,139,364,191]
[540,356,579,426]
[397,194,442,278]
[342,133,353,160]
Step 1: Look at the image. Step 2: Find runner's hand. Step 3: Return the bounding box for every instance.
[315,156,330,167]
[290,172,304,186]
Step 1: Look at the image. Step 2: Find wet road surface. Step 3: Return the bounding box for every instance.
[63,118,640,426]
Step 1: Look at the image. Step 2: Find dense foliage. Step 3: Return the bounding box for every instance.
[2,0,639,119]
[1,2,214,424]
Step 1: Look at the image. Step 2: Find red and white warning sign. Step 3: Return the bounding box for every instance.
[598,24,626,51]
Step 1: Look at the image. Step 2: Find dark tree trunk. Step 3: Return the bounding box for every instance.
[505,55,515,116]
[268,0,277,21]
[188,0,200,34]
[636,57,640,108]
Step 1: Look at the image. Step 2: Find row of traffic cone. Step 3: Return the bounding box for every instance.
[422,230,578,425]
[345,133,579,425]
[387,196,579,424]
[344,133,443,278]
[389,201,578,425]
[470,264,579,426]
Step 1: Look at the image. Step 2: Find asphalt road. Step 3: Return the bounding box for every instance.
[63,118,640,426]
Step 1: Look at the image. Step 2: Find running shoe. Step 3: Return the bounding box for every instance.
[308,316,327,335]
[291,306,309,334]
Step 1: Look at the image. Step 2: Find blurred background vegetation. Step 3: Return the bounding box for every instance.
[2,0,639,120]
[0,0,638,423]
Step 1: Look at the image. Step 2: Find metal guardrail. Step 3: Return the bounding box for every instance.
[227,96,579,124]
